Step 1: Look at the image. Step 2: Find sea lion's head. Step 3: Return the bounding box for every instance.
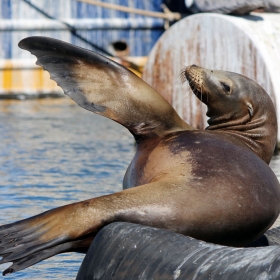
[184,65,266,125]
[183,65,277,163]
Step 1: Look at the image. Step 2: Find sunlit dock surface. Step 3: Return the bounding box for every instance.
[0,98,279,279]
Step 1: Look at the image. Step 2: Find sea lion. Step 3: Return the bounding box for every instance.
[0,37,279,276]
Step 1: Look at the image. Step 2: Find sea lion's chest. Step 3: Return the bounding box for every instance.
[122,129,266,190]
[123,131,215,189]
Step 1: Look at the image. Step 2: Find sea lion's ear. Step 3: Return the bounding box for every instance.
[247,102,254,117]
[19,36,191,137]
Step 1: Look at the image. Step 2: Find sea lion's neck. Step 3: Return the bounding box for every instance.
[207,115,277,164]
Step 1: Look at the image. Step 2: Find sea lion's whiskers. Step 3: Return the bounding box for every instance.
[187,79,196,89]
[179,72,193,101]
[182,87,194,100]
[178,69,187,84]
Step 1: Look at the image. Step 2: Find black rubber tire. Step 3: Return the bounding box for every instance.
[76,222,280,280]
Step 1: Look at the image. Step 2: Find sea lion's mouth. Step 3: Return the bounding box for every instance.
[183,65,205,101]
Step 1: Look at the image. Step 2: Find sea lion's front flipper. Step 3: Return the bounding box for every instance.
[19,36,193,137]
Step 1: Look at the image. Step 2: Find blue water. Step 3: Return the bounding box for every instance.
[0,98,135,279]
[0,98,279,279]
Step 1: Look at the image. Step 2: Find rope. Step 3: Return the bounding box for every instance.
[77,0,181,22]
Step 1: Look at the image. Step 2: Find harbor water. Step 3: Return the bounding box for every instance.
[0,98,279,279]
[0,98,135,279]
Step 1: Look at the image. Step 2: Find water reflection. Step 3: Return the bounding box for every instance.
[0,98,279,279]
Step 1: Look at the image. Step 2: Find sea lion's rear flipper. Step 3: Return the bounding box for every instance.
[19,36,193,137]
[0,234,92,275]
[0,202,95,275]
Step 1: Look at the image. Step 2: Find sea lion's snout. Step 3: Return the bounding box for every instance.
[183,65,206,101]
[184,64,202,79]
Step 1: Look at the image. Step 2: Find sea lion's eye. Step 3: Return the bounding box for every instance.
[221,82,231,93]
